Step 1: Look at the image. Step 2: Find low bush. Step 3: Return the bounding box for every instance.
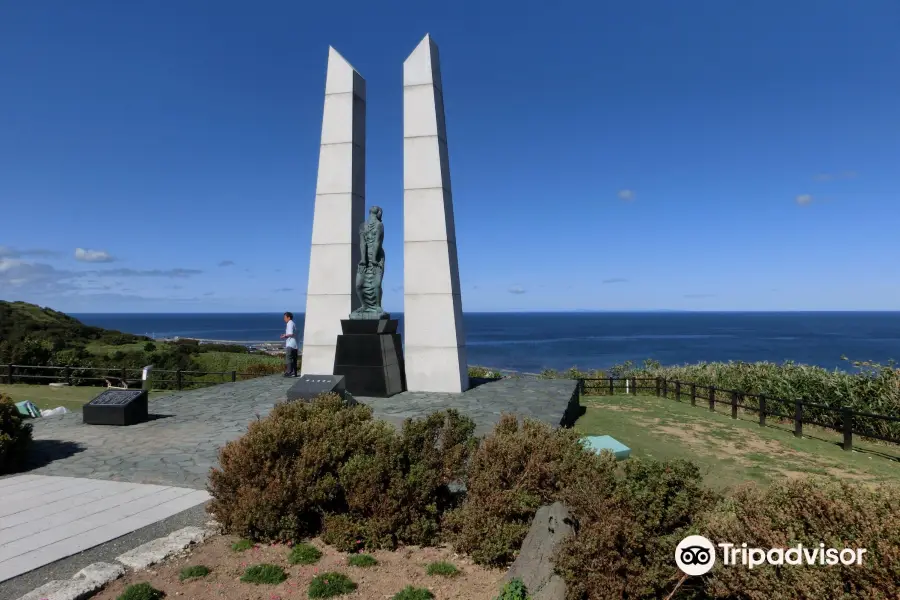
[241,362,285,378]
[347,553,377,567]
[230,538,252,552]
[702,478,900,599]
[0,393,33,474]
[444,414,616,567]
[468,365,504,379]
[308,572,356,598]
[495,578,530,600]
[116,582,164,600]
[425,561,459,577]
[555,458,719,599]
[393,587,434,600]
[288,542,322,565]
[178,565,209,581]
[208,394,476,551]
[240,563,287,584]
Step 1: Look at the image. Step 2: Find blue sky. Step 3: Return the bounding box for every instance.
[1,0,898,313]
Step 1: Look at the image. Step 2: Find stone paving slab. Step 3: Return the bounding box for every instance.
[358,377,582,437]
[0,476,210,583]
[21,375,580,489]
[21,376,300,489]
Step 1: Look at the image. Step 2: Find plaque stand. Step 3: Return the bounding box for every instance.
[333,319,406,397]
[83,389,149,426]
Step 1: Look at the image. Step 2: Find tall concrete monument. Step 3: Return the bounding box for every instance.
[402,35,469,393]
[301,47,366,376]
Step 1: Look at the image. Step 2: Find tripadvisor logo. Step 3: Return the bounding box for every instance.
[675,535,867,575]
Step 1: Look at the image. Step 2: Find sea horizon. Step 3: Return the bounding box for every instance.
[72,311,900,373]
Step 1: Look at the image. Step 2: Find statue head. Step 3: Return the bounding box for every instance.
[369,206,383,220]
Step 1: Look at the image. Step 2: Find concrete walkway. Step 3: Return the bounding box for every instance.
[0,475,209,583]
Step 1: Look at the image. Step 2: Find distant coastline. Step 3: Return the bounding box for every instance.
[74,311,900,373]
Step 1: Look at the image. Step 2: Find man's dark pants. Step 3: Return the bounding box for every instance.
[285,348,298,376]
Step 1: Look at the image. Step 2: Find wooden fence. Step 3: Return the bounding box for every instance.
[579,376,900,452]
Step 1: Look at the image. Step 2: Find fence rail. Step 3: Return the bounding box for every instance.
[578,376,900,451]
[2,363,280,391]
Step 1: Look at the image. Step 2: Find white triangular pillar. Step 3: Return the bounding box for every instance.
[402,35,469,392]
[301,47,366,375]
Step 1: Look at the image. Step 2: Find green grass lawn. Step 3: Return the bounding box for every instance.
[0,384,107,412]
[576,394,900,490]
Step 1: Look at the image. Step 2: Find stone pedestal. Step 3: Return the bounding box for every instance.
[83,389,148,426]
[333,319,406,397]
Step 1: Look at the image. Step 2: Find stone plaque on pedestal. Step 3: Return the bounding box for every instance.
[286,374,349,403]
[333,319,406,397]
[83,389,148,426]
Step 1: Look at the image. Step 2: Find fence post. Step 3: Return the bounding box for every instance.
[176,369,183,391]
[842,408,853,452]
[65,365,72,386]
[121,367,127,383]
[662,378,668,398]
[655,377,661,397]
[231,370,237,383]
[731,392,738,419]
[690,383,696,406]
[758,396,766,427]
[709,387,716,412]
[674,381,681,401]
[7,364,13,385]
[631,377,637,395]
[607,377,614,396]
[794,401,803,438]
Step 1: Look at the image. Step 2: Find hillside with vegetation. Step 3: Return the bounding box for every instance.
[0,301,283,387]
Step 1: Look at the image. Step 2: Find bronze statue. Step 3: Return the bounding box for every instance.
[350,205,389,320]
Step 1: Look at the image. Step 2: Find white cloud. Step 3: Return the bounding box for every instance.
[796,194,813,206]
[618,189,635,201]
[218,260,235,267]
[508,286,527,295]
[75,248,115,263]
[602,277,628,284]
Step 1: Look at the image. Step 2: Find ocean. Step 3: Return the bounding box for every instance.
[72,312,900,374]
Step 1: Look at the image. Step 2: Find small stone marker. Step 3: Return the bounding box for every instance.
[582,435,631,460]
[82,389,148,426]
[285,374,350,404]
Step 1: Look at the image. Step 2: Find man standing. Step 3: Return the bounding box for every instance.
[280,312,299,377]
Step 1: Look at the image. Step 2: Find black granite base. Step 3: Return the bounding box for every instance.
[285,374,348,403]
[83,389,149,426]
[333,319,406,397]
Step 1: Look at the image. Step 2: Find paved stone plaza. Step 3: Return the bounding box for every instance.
[18,375,580,489]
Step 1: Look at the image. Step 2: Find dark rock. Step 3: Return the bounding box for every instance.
[504,502,573,600]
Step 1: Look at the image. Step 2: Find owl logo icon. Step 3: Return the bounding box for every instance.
[675,535,716,576]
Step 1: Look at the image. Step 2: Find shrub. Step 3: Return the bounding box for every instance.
[0,393,33,474]
[231,538,252,552]
[179,565,209,581]
[468,365,503,379]
[444,414,616,567]
[242,362,286,379]
[425,561,459,577]
[347,553,377,567]
[209,394,476,551]
[117,582,164,600]
[288,542,322,565]
[240,563,287,584]
[495,578,530,600]
[554,458,719,599]
[308,572,356,598]
[143,342,156,352]
[702,478,900,599]
[393,587,434,600]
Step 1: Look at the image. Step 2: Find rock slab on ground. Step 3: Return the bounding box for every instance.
[115,526,211,570]
[505,502,574,600]
[17,562,124,600]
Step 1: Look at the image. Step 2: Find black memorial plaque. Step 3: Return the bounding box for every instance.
[285,374,351,404]
[333,319,406,398]
[83,389,148,426]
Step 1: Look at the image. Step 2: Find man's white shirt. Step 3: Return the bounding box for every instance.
[285,320,298,350]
